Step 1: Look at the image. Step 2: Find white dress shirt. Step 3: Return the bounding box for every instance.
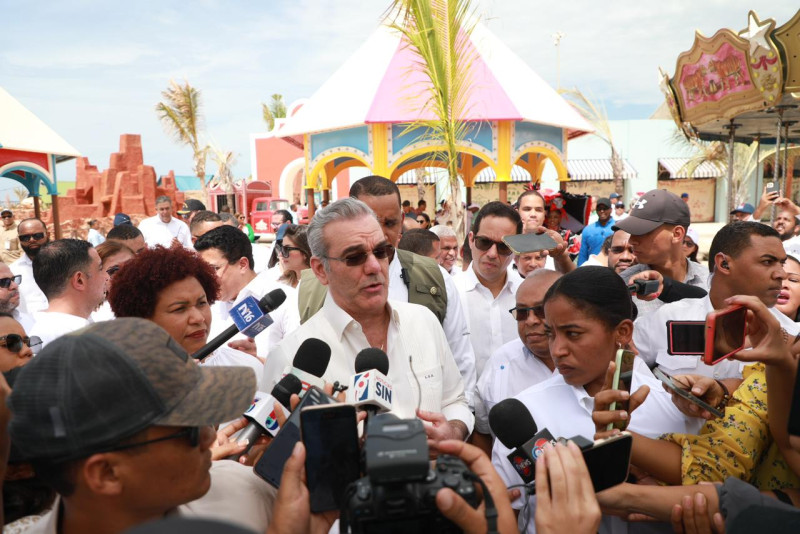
[492,357,702,533]
[138,215,192,249]
[209,270,300,361]
[454,263,521,379]
[87,228,105,247]
[474,338,557,435]
[261,294,474,433]
[11,308,34,333]
[201,344,264,377]
[388,252,476,406]
[10,254,48,315]
[29,311,91,348]
[633,295,799,380]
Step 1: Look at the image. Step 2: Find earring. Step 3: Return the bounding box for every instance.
[617,341,622,350]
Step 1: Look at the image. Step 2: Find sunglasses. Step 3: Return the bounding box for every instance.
[509,305,545,321]
[473,235,513,256]
[1,215,12,219]
[0,334,42,355]
[100,426,201,454]
[0,275,21,289]
[19,232,45,243]
[276,243,306,258]
[609,246,634,254]
[326,244,394,267]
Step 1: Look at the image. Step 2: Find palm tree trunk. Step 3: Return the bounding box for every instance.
[610,148,624,196]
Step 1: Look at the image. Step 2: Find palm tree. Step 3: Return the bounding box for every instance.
[12,186,28,204]
[560,88,624,196]
[262,94,287,131]
[155,80,209,202]
[386,0,478,244]
[210,146,237,212]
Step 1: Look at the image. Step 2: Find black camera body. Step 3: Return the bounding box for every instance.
[342,414,478,533]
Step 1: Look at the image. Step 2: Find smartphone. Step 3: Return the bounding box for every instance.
[254,386,335,488]
[581,432,633,492]
[628,279,659,297]
[607,349,636,431]
[766,181,780,196]
[667,321,706,355]
[704,305,747,365]
[503,232,558,254]
[653,367,724,419]
[301,404,361,513]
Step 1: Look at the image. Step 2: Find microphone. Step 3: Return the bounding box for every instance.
[347,348,393,414]
[192,289,286,360]
[489,398,555,484]
[282,338,331,394]
[225,374,303,460]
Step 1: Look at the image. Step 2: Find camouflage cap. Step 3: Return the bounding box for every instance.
[8,318,256,462]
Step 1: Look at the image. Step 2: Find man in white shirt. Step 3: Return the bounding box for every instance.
[28,240,108,347]
[10,218,49,315]
[0,263,33,331]
[430,224,459,275]
[138,195,192,249]
[454,201,523,380]
[473,269,561,454]
[86,219,105,246]
[194,225,297,361]
[635,221,799,385]
[262,198,473,439]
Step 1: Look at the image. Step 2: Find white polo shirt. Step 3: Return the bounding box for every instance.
[138,215,192,249]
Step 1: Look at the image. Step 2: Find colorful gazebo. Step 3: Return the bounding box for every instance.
[278,21,593,215]
[0,87,80,238]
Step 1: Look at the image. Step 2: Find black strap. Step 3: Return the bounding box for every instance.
[774,489,793,506]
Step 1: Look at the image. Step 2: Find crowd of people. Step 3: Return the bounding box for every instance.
[0,180,798,533]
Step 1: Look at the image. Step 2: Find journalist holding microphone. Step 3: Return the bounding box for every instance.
[261,198,473,442]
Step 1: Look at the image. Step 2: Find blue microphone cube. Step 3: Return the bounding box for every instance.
[230,296,274,338]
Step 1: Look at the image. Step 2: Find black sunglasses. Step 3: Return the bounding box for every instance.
[0,275,21,289]
[1,215,12,219]
[0,334,42,355]
[276,243,306,259]
[19,232,45,242]
[474,235,513,256]
[509,305,545,322]
[100,426,200,454]
[326,244,394,267]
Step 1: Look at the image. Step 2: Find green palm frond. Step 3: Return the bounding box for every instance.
[262,102,275,130]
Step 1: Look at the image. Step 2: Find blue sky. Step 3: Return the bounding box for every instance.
[2,0,798,192]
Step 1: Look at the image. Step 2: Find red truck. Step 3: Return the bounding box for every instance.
[249,197,308,238]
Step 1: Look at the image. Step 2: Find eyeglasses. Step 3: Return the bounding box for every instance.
[609,246,635,254]
[682,240,696,247]
[325,244,394,267]
[276,243,306,258]
[106,265,122,277]
[0,275,21,289]
[509,305,545,321]
[0,334,42,355]
[1,215,12,219]
[19,232,45,243]
[100,426,201,454]
[473,236,513,256]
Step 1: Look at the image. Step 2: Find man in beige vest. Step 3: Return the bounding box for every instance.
[0,209,22,264]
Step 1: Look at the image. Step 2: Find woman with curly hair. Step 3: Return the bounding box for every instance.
[106,245,261,375]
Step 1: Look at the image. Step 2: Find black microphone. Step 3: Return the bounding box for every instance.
[225,374,303,460]
[283,338,332,394]
[192,289,286,360]
[347,348,393,414]
[489,398,555,484]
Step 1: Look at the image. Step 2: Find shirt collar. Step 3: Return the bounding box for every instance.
[321,292,399,341]
[463,262,516,294]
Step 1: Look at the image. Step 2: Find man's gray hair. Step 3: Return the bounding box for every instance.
[430,224,456,239]
[308,198,377,269]
[155,195,171,205]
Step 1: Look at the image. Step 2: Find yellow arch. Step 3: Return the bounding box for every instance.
[308,151,371,190]
[515,145,568,182]
[388,144,496,187]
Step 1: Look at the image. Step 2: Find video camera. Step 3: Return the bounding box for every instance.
[341,414,479,533]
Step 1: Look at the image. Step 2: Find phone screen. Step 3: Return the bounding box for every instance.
[667,321,705,355]
[301,404,361,513]
[582,433,632,492]
[706,306,747,365]
[608,350,635,431]
[254,386,334,488]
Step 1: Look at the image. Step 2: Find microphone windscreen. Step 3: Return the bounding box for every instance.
[489,398,538,450]
[259,289,287,313]
[271,373,303,407]
[354,348,390,375]
[292,338,331,377]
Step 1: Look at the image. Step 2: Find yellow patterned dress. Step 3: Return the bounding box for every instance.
[661,363,800,490]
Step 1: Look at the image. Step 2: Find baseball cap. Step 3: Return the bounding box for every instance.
[609,193,621,200]
[685,227,699,245]
[596,197,611,209]
[178,199,206,214]
[681,192,689,199]
[730,202,755,215]
[114,213,132,226]
[612,189,691,235]
[0,209,11,216]
[615,202,624,208]
[8,318,256,462]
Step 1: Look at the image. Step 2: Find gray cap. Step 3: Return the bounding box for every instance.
[8,318,256,462]
[612,189,690,235]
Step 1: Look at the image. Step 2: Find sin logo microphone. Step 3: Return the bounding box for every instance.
[348,348,393,414]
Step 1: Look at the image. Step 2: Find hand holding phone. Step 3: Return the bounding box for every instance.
[607,350,636,431]
[704,305,747,365]
[654,368,724,419]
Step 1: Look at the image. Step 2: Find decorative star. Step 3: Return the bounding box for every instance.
[740,12,772,56]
